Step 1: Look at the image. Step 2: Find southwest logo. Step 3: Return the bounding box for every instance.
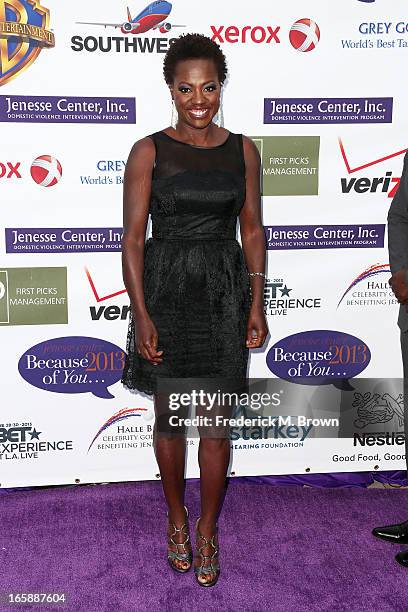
[0,0,55,86]
[76,1,185,36]
[72,1,185,54]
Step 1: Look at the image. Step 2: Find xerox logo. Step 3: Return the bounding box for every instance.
[31,155,62,187]
[210,25,280,44]
[0,156,62,186]
[339,138,405,198]
[289,19,320,52]
[210,19,320,50]
[0,162,21,179]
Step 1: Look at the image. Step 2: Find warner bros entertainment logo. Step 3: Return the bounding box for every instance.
[0,0,55,86]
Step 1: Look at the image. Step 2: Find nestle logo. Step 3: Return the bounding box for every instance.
[210,25,280,44]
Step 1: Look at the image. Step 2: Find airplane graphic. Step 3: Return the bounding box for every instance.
[77,1,185,35]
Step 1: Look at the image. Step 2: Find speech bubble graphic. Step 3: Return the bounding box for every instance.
[18,336,125,399]
[266,330,371,386]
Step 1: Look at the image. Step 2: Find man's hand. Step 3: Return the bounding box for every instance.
[389,269,408,307]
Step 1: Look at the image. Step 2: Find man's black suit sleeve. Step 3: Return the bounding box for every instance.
[388,151,408,275]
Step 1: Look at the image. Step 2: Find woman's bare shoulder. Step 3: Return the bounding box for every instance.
[126,135,156,169]
[241,134,261,167]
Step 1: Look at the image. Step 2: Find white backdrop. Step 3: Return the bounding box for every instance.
[1,0,407,487]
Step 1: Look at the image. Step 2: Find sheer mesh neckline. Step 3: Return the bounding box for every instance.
[159,129,232,150]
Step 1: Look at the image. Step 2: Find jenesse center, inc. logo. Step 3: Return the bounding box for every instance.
[0,0,55,86]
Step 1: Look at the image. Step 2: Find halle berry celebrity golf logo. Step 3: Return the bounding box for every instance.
[289,18,320,52]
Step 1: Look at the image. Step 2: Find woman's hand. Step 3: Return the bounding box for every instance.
[134,312,163,365]
[245,304,269,349]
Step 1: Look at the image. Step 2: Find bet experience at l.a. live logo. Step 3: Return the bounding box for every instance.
[18,336,125,399]
[264,277,322,317]
[0,0,55,86]
[0,267,67,325]
[0,422,73,462]
[251,136,320,196]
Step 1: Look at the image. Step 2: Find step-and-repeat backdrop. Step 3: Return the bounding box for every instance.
[1,0,407,487]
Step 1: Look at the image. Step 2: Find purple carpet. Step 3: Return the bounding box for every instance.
[1,481,408,611]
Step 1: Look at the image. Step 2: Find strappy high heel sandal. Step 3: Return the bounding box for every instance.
[194,517,220,587]
[166,505,193,573]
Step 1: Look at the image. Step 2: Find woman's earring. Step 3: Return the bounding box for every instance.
[171,99,178,129]
[215,90,224,128]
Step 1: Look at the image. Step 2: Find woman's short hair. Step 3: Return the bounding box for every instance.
[163,33,228,85]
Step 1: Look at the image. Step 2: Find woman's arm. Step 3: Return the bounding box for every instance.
[239,135,269,348]
[122,136,163,364]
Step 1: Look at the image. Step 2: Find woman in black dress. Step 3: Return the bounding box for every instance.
[121,33,268,587]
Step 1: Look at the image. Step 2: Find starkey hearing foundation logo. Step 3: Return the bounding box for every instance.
[0,0,55,86]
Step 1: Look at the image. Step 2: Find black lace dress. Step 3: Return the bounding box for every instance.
[121,130,252,396]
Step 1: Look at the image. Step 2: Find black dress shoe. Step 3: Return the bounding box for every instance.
[372,520,408,544]
[396,551,408,568]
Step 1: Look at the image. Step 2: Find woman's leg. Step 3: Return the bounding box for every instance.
[153,393,191,570]
[195,396,231,584]
[198,437,230,528]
